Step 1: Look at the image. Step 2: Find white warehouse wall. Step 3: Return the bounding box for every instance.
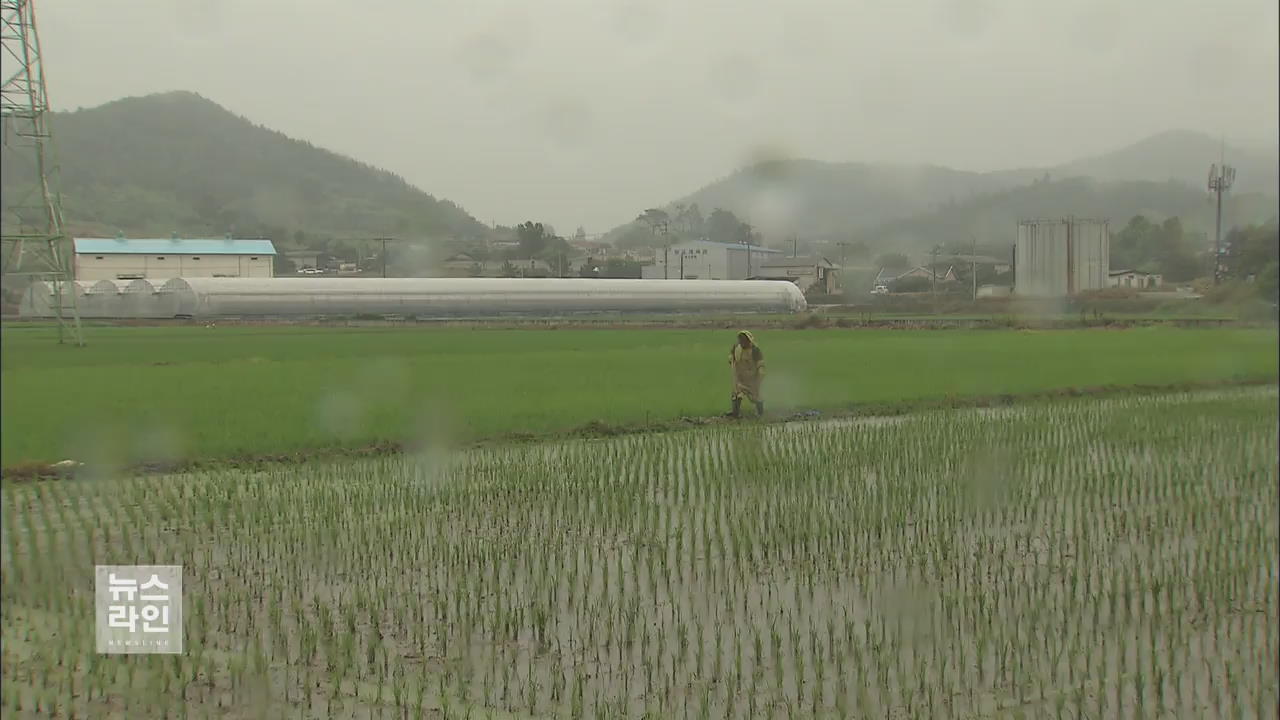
[75,254,273,280]
[644,241,782,280]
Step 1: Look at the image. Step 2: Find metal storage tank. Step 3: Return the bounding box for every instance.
[1068,219,1109,292]
[1014,219,1109,297]
[1015,221,1068,297]
[158,277,807,318]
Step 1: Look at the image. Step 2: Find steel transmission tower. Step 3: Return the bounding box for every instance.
[1207,161,1235,285]
[1,0,82,344]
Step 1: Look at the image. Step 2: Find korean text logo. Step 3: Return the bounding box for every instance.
[95,565,183,654]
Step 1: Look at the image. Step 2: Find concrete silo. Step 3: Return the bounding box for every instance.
[1014,219,1110,297]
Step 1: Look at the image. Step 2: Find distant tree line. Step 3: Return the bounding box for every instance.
[1221,221,1279,300]
[612,204,763,249]
[1109,216,1201,281]
[1109,213,1275,297]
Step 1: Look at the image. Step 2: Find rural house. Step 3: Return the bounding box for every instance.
[1108,269,1163,289]
[947,254,1011,274]
[897,265,959,283]
[751,256,841,294]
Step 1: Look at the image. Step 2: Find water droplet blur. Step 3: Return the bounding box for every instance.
[132,423,186,467]
[66,424,125,481]
[409,401,457,485]
[357,356,411,403]
[457,32,514,83]
[608,1,665,46]
[708,53,762,105]
[316,391,365,440]
[541,97,593,150]
[939,0,994,36]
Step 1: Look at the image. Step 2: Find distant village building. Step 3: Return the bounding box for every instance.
[887,265,959,283]
[284,251,319,270]
[641,240,782,280]
[1108,269,1163,289]
[976,284,1012,298]
[481,258,558,277]
[73,235,276,280]
[947,254,1011,274]
[441,253,483,277]
[569,240,612,256]
[750,256,840,294]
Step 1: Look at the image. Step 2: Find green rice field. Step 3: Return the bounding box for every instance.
[2,324,1276,467]
[3,386,1276,718]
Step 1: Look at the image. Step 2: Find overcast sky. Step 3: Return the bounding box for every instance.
[37,0,1280,233]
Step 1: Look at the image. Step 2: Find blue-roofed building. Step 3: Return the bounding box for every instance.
[72,235,277,281]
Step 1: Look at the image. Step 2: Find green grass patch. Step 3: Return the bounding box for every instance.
[2,323,1276,466]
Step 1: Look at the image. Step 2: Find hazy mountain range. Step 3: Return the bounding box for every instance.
[2,91,1275,255]
[628,130,1278,247]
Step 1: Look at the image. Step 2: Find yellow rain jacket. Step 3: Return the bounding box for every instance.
[729,330,765,402]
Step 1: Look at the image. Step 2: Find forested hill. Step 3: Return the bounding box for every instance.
[1053,129,1279,197]
[610,130,1277,246]
[0,91,489,242]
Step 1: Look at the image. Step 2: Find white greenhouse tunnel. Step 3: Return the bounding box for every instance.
[20,277,807,319]
[19,280,93,318]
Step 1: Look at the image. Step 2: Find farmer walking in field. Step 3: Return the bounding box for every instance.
[727,330,765,418]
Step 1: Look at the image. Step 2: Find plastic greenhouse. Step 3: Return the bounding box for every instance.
[19,280,93,318]
[123,279,165,319]
[85,280,130,318]
[156,278,807,318]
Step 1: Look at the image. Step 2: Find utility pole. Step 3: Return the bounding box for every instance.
[375,237,390,277]
[971,235,977,301]
[740,223,755,279]
[930,245,941,292]
[792,234,798,258]
[657,220,670,279]
[1208,156,1235,285]
[929,244,942,311]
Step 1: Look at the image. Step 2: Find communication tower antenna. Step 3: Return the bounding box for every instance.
[1207,147,1235,286]
[1,0,83,344]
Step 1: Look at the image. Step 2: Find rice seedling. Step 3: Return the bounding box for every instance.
[1,386,1275,717]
